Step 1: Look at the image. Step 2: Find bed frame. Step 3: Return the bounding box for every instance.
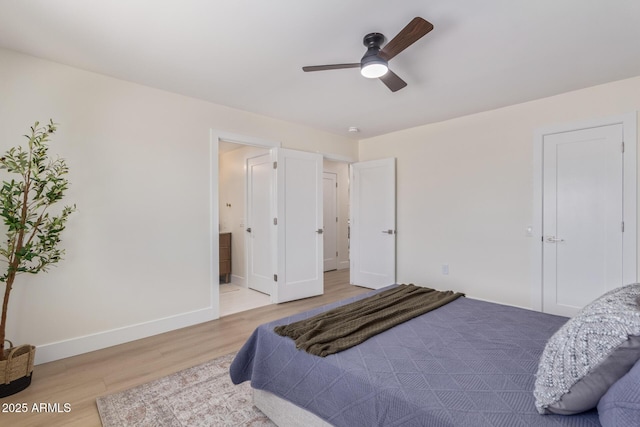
[231,290,602,426]
[253,388,330,427]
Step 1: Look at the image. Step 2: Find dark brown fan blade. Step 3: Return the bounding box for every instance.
[379,69,407,92]
[302,63,360,72]
[379,17,434,61]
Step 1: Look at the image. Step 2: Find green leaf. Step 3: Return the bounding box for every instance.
[0,120,75,281]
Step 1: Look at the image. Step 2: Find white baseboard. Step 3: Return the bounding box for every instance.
[338,261,350,270]
[230,274,246,287]
[34,307,216,365]
[464,295,533,312]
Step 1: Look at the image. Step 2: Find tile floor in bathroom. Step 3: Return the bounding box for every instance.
[219,283,271,317]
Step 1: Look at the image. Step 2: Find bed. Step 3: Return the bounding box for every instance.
[230,285,640,426]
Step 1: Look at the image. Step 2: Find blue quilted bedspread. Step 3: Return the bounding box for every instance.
[230,289,601,426]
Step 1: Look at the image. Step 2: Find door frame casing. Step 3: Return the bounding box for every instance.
[531,112,637,312]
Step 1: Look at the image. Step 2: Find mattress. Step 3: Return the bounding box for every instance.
[230,289,601,426]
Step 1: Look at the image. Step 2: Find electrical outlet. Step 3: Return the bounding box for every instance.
[442,264,449,275]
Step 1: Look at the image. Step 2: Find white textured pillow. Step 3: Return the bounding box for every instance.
[534,283,640,415]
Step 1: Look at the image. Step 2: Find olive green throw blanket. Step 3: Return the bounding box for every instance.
[274,284,464,357]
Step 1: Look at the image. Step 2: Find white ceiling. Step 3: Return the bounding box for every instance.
[1,1,640,139]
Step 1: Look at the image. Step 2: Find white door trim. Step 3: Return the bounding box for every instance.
[531,112,637,312]
[210,130,281,319]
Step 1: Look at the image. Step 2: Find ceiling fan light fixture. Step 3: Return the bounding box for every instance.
[361,61,388,78]
[360,52,388,78]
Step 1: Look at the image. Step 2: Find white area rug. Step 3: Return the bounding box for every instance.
[96,353,274,427]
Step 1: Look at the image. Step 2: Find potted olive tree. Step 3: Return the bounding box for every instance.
[0,120,75,397]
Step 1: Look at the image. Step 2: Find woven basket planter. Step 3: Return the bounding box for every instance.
[0,340,36,397]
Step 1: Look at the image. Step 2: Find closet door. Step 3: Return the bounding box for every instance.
[542,125,624,317]
[350,158,396,289]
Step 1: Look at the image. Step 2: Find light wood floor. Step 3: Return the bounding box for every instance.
[1,269,369,427]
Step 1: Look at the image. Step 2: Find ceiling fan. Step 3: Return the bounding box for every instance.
[302,17,434,92]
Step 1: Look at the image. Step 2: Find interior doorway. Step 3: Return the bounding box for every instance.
[532,112,637,316]
[246,153,274,295]
[542,124,624,316]
[350,158,397,289]
[323,171,338,271]
[218,141,269,288]
[323,160,351,272]
[216,138,352,317]
[217,139,274,317]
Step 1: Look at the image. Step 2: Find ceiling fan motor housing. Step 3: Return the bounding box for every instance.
[363,32,385,48]
[361,32,388,77]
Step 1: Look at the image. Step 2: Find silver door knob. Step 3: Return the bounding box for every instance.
[246,227,252,233]
[545,236,564,243]
[316,228,324,234]
[381,230,395,234]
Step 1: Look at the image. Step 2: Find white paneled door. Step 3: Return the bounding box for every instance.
[350,158,396,289]
[542,124,625,317]
[246,154,273,295]
[272,148,324,303]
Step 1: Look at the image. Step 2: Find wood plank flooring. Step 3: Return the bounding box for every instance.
[1,269,369,427]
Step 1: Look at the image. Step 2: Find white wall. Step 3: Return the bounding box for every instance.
[0,48,357,363]
[359,75,640,309]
